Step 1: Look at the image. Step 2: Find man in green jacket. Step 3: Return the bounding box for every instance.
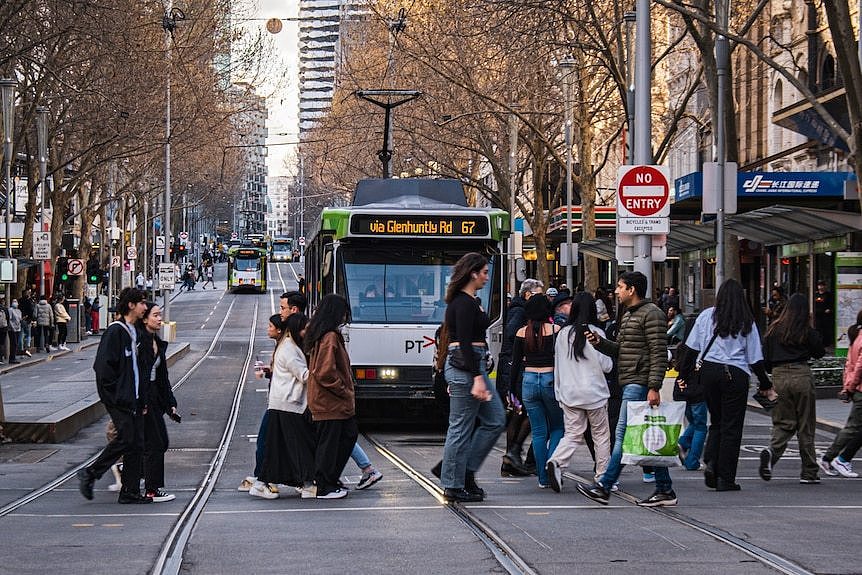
[577,271,676,506]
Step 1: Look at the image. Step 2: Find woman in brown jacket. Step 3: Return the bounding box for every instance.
[304,294,357,499]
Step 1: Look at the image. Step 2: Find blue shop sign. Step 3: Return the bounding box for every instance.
[675,171,855,202]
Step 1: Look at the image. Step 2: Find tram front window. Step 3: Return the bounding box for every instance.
[235,258,260,272]
[342,248,494,324]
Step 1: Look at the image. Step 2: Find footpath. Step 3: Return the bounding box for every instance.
[0,335,189,443]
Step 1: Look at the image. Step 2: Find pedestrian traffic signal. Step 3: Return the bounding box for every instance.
[56,257,69,282]
[86,258,100,284]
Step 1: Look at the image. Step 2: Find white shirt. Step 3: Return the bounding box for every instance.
[553,325,614,410]
[267,335,310,414]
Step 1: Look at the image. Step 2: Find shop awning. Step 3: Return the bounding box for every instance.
[578,205,861,260]
[725,205,862,246]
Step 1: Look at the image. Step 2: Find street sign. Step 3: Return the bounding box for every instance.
[702,161,738,214]
[155,235,166,256]
[158,263,175,290]
[0,259,17,283]
[111,255,121,268]
[615,234,667,263]
[616,165,671,235]
[32,231,51,260]
[298,236,306,247]
[179,231,189,241]
[68,258,84,276]
[126,246,137,260]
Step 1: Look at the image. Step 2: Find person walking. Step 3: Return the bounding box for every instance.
[201,263,215,289]
[35,295,54,353]
[819,310,862,478]
[497,278,543,477]
[576,271,675,507]
[813,280,834,348]
[304,294,359,499]
[77,287,152,504]
[511,295,563,489]
[7,300,21,364]
[439,253,505,502]
[138,302,180,502]
[546,292,613,493]
[682,279,776,492]
[53,294,72,351]
[252,313,317,500]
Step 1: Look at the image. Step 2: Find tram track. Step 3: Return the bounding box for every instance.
[0,295,241,520]
[364,433,538,575]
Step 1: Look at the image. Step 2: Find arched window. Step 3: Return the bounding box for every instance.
[771,80,784,153]
[821,53,836,91]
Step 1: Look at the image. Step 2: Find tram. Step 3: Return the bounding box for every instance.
[227,246,268,293]
[269,237,294,262]
[305,178,509,403]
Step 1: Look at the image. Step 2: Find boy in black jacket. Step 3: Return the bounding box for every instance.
[77,288,150,504]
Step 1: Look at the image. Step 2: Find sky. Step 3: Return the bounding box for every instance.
[249,0,301,179]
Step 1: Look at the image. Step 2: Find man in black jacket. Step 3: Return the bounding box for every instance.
[77,287,150,504]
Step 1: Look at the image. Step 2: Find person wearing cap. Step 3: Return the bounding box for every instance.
[546,287,559,302]
[552,292,573,327]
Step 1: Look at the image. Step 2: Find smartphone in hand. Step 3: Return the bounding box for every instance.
[168,412,182,423]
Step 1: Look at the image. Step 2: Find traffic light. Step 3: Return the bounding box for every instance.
[56,257,69,282]
[86,258,100,284]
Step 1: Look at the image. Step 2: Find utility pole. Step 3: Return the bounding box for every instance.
[36,107,49,299]
[715,0,729,286]
[508,104,519,296]
[560,59,576,290]
[633,0,653,296]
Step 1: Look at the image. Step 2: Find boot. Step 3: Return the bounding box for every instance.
[501,451,530,477]
[464,471,485,499]
[522,445,537,475]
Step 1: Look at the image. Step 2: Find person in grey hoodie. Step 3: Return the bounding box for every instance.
[7,300,22,364]
[35,297,54,353]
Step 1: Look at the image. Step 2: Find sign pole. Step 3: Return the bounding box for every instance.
[634,0,653,297]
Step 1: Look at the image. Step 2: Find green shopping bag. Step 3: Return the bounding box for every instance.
[620,400,685,467]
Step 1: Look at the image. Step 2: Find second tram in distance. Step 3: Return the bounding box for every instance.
[304,178,509,405]
[227,245,268,293]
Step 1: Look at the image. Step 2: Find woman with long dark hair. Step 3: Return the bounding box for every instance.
[440,253,505,502]
[546,292,613,492]
[819,309,862,478]
[511,295,563,488]
[760,293,825,483]
[682,279,775,491]
[304,294,357,499]
[252,313,317,499]
[138,302,179,502]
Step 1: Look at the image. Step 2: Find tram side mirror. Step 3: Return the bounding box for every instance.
[322,250,333,278]
[515,258,527,282]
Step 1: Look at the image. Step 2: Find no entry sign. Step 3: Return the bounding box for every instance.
[616,165,671,234]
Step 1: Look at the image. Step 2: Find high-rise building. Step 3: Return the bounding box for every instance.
[228,83,268,236]
[298,0,369,136]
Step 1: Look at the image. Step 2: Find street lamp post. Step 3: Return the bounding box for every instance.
[715,0,730,286]
[633,0,654,297]
[508,104,519,296]
[1,79,16,308]
[560,58,576,290]
[36,107,49,298]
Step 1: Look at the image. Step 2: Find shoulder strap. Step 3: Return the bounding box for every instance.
[697,330,719,367]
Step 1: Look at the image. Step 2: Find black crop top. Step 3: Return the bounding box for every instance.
[445,291,490,376]
[510,325,556,379]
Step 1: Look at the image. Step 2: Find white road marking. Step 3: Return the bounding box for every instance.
[204,505,442,515]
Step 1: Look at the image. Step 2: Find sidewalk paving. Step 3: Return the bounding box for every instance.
[0,336,189,443]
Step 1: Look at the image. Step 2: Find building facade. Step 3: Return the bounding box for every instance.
[229,83,268,236]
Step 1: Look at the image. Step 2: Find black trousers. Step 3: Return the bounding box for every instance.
[7,330,17,361]
[702,361,749,483]
[88,406,145,495]
[57,323,68,346]
[143,408,170,491]
[313,417,358,495]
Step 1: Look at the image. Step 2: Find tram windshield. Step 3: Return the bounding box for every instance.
[234,256,261,272]
[341,246,495,324]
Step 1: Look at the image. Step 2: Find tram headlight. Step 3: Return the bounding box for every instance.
[379,368,399,380]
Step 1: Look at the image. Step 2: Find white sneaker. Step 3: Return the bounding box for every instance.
[237,476,255,492]
[108,482,122,492]
[818,458,839,477]
[146,488,176,502]
[249,480,279,499]
[316,487,348,499]
[357,469,383,490]
[831,457,859,478]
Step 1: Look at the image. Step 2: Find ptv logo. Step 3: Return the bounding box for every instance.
[405,336,436,354]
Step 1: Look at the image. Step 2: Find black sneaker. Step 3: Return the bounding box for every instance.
[77,468,95,500]
[637,490,677,507]
[442,488,483,503]
[799,477,821,484]
[576,482,609,505]
[546,460,562,493]
[704,464,717,489]
[716,479,741,491]
[758,449,772,481]
[464,473,485,500]
[118,490,153,504]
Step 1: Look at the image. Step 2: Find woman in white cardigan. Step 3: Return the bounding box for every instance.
[250,313,316,499]
[545,292,614,493]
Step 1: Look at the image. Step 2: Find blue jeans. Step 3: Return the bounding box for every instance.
[522,371,564,485]
[599,384,673,493]
[677,401,708,470]
[351,443,371,470]
[20,321,30,350]
[441,348,506,489]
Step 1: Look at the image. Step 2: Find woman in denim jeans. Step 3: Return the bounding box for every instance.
[440,253,505,503]
[511,295,563,487]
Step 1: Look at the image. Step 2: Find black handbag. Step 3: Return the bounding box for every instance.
[673,331,718,403]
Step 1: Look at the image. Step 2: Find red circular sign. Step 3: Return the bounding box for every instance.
[618,166,670,217]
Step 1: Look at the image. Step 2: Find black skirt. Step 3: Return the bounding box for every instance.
[258,408,316,487]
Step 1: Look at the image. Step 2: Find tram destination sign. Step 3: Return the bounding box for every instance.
[349,214,490,237]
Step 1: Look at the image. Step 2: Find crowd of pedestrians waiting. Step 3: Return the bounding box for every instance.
[0,289,81,364]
